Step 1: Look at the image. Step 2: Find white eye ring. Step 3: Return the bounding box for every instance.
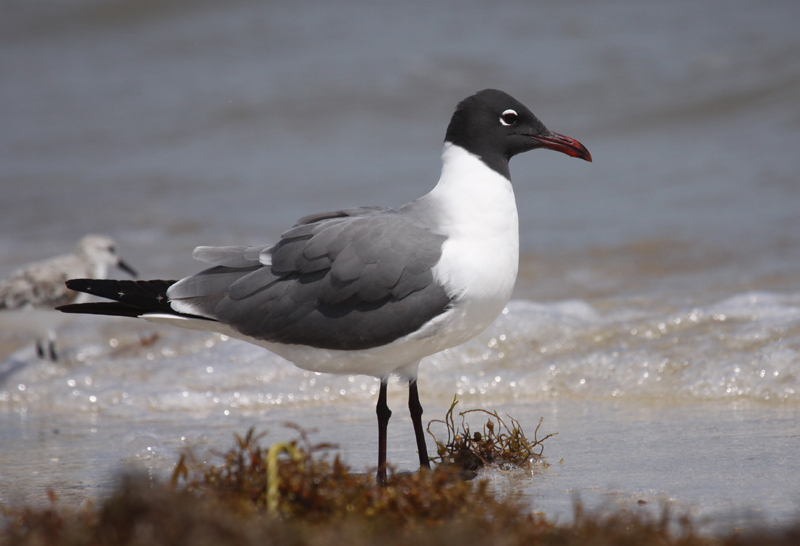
[499,109,518,126]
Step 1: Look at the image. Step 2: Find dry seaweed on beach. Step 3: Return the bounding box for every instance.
[3,426,800,546]
[427,396,556,474]
[169,425,511,524]
[4,472,800,546]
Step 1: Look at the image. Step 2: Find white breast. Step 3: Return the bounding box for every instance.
[427,143,520,345]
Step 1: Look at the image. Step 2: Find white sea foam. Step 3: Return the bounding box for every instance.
[3,292,798,421]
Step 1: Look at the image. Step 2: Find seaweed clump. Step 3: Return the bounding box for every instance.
[169,425,514,525]
[427,396,556,475]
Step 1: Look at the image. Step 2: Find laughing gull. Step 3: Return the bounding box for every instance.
[59,89,591,482]
[0,234,137,360]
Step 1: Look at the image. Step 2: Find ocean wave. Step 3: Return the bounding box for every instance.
[2,291,798,419]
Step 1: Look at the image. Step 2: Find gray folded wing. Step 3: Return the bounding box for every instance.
[167,208,451,351]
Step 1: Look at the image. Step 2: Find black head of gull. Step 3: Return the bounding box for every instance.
[59,89,591,484]
[445,89,591,179]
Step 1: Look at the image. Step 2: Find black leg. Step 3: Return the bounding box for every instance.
[36,340,45,359]
[376,380,392,485]
[408,379,430,469]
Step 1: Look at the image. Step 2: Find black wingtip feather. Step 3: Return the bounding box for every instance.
[57,302,148,318]
[59,280,217,322]
[65,278,178,314]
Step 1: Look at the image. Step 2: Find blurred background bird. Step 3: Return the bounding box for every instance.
[0,234,137,360]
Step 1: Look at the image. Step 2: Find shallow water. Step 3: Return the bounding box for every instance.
[2,0,800,534]
[2,296,799,531]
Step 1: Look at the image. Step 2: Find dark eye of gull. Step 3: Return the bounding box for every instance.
[499,109,518,126]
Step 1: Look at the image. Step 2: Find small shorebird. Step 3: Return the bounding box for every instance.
[1,234,136,360]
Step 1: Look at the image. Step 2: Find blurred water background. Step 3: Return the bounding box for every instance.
[1,0,799,534]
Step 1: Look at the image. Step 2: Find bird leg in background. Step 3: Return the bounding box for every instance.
[408,380,430,469]
[48,339,58,361]
[376,381,392,485]
[35,334,58,361]
[36,340,46,359]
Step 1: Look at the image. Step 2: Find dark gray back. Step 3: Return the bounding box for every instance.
[169,207,452,350]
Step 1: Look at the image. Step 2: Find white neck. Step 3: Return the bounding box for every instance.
[426,142,519,325]
[428,142,519,250]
